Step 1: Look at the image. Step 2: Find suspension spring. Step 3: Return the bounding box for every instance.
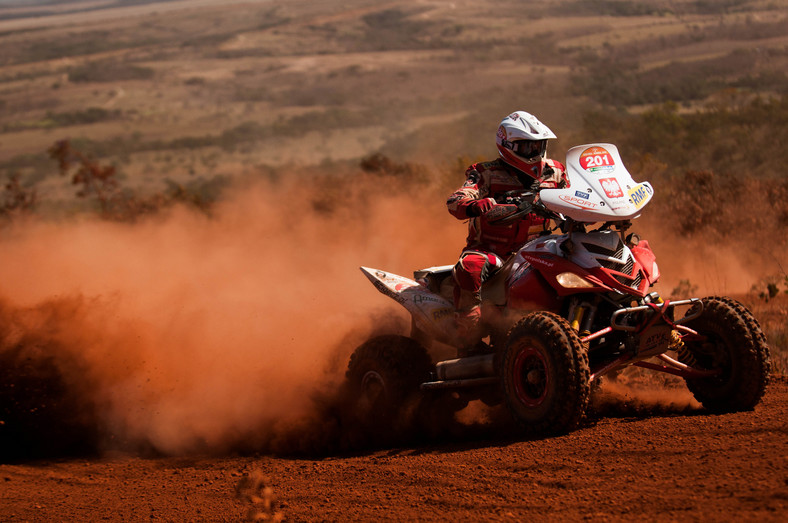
[673,331,698,368]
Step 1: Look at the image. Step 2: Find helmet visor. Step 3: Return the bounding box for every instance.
[511,139,547,161]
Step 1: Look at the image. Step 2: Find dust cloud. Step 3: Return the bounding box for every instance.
[636,219,774,297]
[0,167,775,458]
[0,173,463,457]
[589,370,701,420]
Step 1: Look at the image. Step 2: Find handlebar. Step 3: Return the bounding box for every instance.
[485,190,562,224]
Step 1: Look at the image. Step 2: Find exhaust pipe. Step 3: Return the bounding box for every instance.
[435,353,495,381]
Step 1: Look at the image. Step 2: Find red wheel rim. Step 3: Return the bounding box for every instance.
[513,345,549,407]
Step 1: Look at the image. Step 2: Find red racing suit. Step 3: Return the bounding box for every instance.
[446,158,567,339]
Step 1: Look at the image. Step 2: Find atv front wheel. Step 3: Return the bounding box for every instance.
[341,335,432,445]
[501,312,590,435]
[680,296,770,412]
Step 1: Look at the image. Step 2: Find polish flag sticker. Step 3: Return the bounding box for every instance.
[580,146,616,175]
[599,177,624,198]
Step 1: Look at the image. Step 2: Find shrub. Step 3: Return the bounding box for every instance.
[671,279,699,299]
[0,172,37,218]
[67,61,155,83]
[553,1,668,17]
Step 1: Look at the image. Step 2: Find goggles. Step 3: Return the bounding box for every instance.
[503,139,547,160]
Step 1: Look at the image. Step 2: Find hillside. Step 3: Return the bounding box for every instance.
[5,0,785,338]
[0,0,787,486]
[1,0,785,181]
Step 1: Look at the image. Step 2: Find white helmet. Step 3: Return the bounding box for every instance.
[496,111,557,179]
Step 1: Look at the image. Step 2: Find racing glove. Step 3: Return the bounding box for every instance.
[468,197,496,217]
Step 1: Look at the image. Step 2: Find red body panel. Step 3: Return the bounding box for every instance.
[507,265,563,312]
[631,240,660,285]
[521,247,650,299]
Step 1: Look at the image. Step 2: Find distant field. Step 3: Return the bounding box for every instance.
[1,0,785,198]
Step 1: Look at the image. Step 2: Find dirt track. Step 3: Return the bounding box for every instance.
[1,377,786,522]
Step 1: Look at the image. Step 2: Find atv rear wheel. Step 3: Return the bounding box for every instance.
[680,296,770,412]
[501,312,590,435]
[342,335,432,446]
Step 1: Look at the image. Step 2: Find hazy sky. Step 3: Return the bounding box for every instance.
[0,1,167,6]
[0,0,87,5]
[0,1,70,5]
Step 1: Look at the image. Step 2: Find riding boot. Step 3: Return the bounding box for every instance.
[455,306,486,357]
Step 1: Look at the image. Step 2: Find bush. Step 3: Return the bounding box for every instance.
[0,172,36,219]
[553,1,668,17]
[578,96,788,179]
[49,107,122,126]
[67,61,155,83]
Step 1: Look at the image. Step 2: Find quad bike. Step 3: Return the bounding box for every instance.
[343,143,771,440]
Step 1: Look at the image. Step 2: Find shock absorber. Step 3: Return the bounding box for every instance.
[649,292,697,366]
[570,302,593,351]
[674,332,698,367]
[570,305,584,332]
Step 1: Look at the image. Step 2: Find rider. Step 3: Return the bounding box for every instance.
[447,110,567,354]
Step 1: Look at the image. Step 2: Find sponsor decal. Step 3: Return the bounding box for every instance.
[559,194,598,210]
[372,280,407,304]
[575,190,590,199]
[497,126,507,141]
[414,294,444,305]
[599,177,624,198]
[628,183,653,209]
[523,253,555,268]
[579,146,616,175]
[432,308,454,321]
[639,325,672,355]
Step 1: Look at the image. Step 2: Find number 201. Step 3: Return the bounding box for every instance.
[584,154,610,168]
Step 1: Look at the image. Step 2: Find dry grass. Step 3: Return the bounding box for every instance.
[1,0,785,183]
[0,0,786,366]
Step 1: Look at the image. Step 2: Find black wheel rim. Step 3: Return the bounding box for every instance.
[360,370,386,405]
[690,335,733,382]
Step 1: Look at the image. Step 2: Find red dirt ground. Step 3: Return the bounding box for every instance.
[1,377,786,522]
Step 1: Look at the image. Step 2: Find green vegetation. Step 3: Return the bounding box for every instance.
[554,1,671,16]
[0,0,786,229]
[357,7,433,50]
[751,275,788,302]
[37,139,226,221]
[1,108,123,132]
[0,107,387,169]
[67,60,155,83]
[551,0,765,16]
[0,0,784,369]
[570,26,788,106]
[578,96,788,178]
[15,31,134,63]
[0,172,36,219]
[671,279,700,299]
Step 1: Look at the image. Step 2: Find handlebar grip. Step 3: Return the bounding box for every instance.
[484,204,519,222]
[532,199,561,221]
